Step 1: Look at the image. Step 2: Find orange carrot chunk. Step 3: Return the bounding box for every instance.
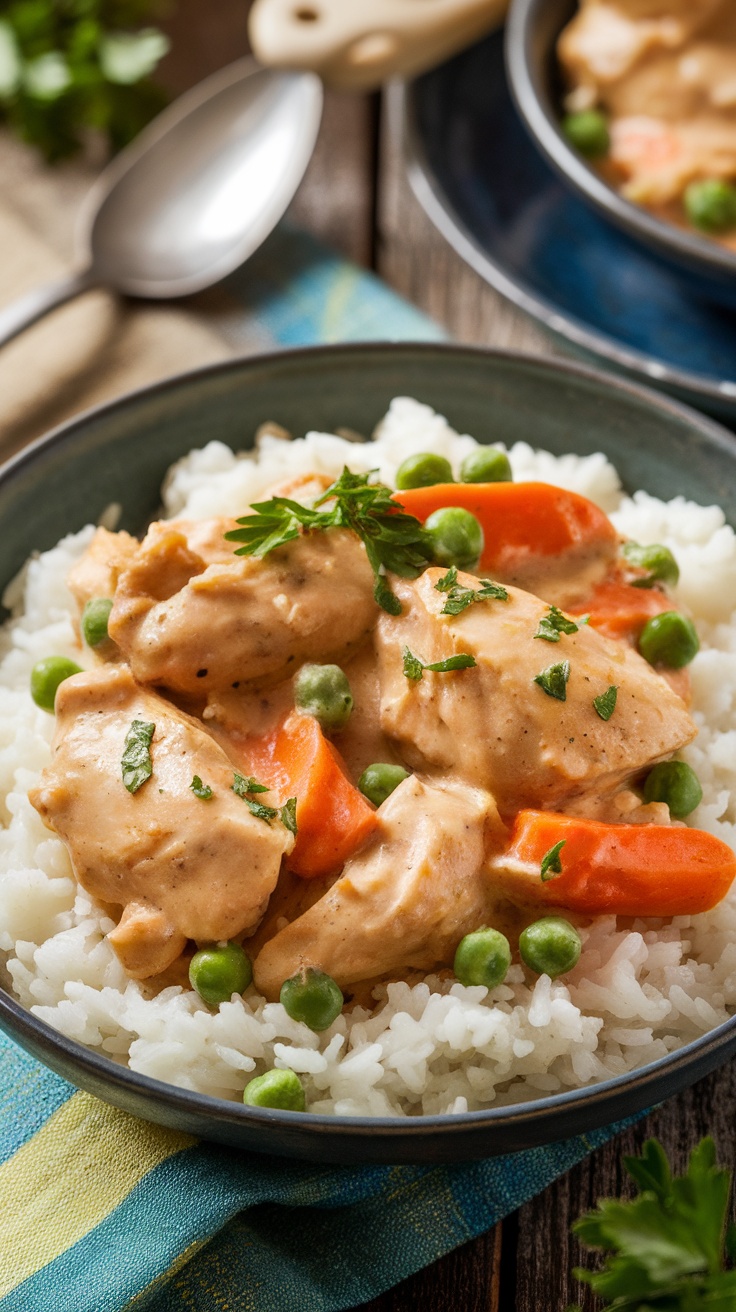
[498,810,736,917]
[571,577,673,642]
[245,711,379,879]
[394,482,618,576]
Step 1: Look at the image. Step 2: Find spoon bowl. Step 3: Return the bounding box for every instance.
[0,58,323,344]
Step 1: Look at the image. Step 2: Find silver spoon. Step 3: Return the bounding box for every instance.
[0,57,323,348]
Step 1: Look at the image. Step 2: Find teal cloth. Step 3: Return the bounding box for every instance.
[0,225,642,1312]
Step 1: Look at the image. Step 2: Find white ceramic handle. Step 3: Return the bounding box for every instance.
[249,0,509,91]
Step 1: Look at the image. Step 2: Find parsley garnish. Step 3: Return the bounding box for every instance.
[190,776,213,800]
[402,646,477,682]
[534,605,580,643]
[573,1137,736,1309]
[280,797,298,836]
[225,467,433,615]
[434,567,509,615]
[593,686,618,721]
[534,660,570,701]
[232,773,279,823]
[540,840,566,881]
[121,720,154,794]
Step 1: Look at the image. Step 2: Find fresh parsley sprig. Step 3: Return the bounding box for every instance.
[570,1137,736,1311]
[534,605,581,643]
[225,468,433,615]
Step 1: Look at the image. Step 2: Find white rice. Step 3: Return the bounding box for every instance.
[1,396,735,1116]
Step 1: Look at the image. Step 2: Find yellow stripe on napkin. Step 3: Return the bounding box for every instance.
[0,1091,194,1297]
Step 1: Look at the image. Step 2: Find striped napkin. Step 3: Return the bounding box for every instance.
[0,219,641,1312]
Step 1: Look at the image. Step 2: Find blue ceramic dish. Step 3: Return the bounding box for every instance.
[401,32,736,423]
[505,0,736,303]
[1,342,736,1164]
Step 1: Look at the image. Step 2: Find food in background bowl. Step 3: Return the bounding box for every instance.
[2,396,736,1117]
[558,0,736,247]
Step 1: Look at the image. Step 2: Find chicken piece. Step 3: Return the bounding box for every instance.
[375,570,696,815]
[29,665,294,979]
[67,526,139,611]
[108,519,377,694]
[253,774,506,998]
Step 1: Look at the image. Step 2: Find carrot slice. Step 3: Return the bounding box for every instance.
[394,482,618,575]
[571,577,672,642]
[244,711,379,879]
[497,810,736,917]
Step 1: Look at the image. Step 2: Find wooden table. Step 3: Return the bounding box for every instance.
[6,4,735,1305]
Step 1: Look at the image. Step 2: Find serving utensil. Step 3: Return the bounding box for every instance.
[0,58,323,349]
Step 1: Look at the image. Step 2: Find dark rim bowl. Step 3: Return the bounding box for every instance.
[2,342,736,1165]
[505,0,736,294]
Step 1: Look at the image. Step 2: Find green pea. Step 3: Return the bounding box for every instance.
[81,597,114,648]
[684,178,736,234]
[294,663,353,733]
[460,447,512,484]
[358,762,409,807]
[30,656,83,712]
[243,1068,306,1112]
[622,541,679,588]
[643,760,703,818]
[454,927,511,989]
[280,967,344,1032]
[425,506,484,571]
[189,942,252,1008]
[395,453,453,490]
[519,917,582,979]
[638,611,699,669]
[561,109,610,158]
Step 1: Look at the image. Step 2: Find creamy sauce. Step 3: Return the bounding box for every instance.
[30,489,705,997]
[559,0,736,246]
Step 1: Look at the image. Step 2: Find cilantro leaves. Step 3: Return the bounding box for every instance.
[232,773,298,834]
[534,660,570,701]
[594,685,618,721]
[573,1137,736,1310]
[434,566,508,615]
[534,605,581,643]
[121,720,155,794]
[540,840,566,881]
[402,646,477,682]
[225,468,433,615]
[190,776,213,800]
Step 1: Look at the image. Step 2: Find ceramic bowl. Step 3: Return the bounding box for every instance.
[505,0,736,305]
[1,343,736,1165]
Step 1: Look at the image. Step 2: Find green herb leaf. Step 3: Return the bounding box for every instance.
[402,647,476,680]
[232,772,278,823]
[573,1136,735,1309]
[121,720,155,794]
[534,605,580,643]
[190,775,213,800]
[424,654,477,673]
[594,685,618,721]
[226,468,433,615]
[280,797,298,835]
[434,569,508,616]
[540,839,566,881]
[402,647,425,682]
[534,660,570,701]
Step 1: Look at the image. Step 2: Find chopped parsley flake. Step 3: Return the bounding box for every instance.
[403,646,477,681]
[534,605,580,643]
[121,720,155,794]
[540,839,566,881]
[232,772,279,823]
[190,775,213,800]
[593,685,618,721]
[534,660,570,701]
[434,568,508,615]
[280,796,298,835]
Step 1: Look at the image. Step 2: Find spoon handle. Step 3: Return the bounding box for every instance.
[0,268,97,349]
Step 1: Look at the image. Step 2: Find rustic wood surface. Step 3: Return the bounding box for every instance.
[2,2,734,1307]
